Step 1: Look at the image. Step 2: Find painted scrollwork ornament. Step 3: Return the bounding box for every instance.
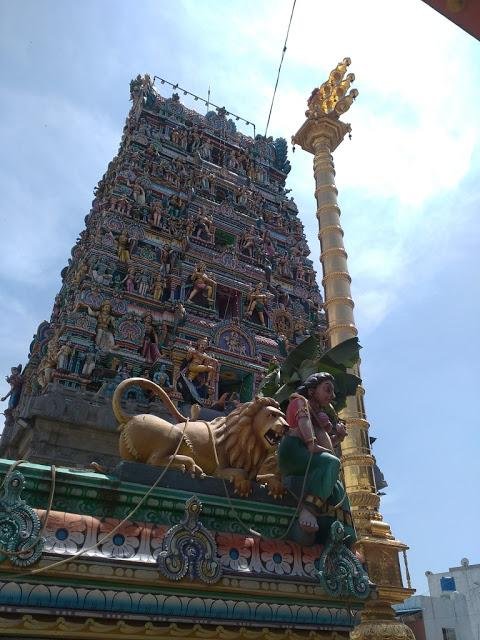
[0,470,44,567]
[317,521,370,598]
[157,496,222,584]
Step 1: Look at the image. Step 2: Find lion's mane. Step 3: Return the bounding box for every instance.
[215,396,281,478]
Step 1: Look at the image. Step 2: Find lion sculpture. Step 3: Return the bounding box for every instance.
[113,378,287,496]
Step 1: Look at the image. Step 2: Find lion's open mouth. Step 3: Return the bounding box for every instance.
[264,428,284,446]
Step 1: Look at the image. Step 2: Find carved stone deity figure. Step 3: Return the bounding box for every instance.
[226,151,240,172]
[121,266,136,293]
[184,337,217,385]
[195,207,215,242]
[130,74,152,100]
[189,128,202,153]
[1,364,23,410]
[132,183,146,206]
[158,243,179,275]
[152,364,171,388]
[197,170,213,194]
[184,216,195,243]
[56,343,72,371]
[71,260,89,286]
[240,226,257,258]
[263,230,276,257]
[117,231,131,263]
[277,254,293,279]
[150,200,164,227]
[173,301,186,335]
[294,258,306,281]
[236,185,249,206]
[141,314,162,364]
[246,283,268,326]
[198,139,212,161]
[136,271,150,297]
[152,274,166,301]
[77,301,117,352]
[37,337,60,388]
[187,262,216,306]
[168,195,184,217]
[81,352,96,378]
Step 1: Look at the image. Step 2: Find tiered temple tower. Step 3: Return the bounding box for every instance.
[0,75,325,468]
[0,70,417,640]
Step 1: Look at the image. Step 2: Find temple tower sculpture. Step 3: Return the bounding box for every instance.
[292,59,415,640]
[0,75,325,469]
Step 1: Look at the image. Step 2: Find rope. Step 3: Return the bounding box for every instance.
[8,417,191,580]
[0,461,56,558]
[264,0,297,138]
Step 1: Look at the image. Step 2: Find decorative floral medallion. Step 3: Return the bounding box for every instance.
[260,539,293,575]
[45,513,86,554]
[99,519,141,559]
[217,533,252,571]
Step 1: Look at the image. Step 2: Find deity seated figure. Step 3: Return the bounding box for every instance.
[277,372,355,545]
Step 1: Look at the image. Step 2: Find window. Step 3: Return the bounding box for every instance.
[442,628,457,640]
[440,576,456,592]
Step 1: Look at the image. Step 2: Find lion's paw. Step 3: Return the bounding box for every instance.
[233,477,252,497]
[188,463,205,477]
[265,477,286,500]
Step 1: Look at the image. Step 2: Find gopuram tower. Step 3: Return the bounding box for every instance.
[292,59,414,639]
[0,71,417,640]
[0,75,325,468]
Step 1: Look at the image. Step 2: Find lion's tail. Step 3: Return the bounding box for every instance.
[112,377,187,428]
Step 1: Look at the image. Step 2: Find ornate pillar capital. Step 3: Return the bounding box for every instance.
[292,115,351,154]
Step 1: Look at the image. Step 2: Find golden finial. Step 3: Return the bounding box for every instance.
[306,57,358,119]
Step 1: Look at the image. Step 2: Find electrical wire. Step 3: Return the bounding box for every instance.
[264,0,297,138]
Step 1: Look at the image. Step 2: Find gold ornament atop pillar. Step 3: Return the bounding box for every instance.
[292,59,414,640]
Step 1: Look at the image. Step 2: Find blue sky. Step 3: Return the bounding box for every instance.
[1,0,479,595]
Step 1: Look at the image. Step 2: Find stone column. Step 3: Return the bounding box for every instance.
[293,70,414,639]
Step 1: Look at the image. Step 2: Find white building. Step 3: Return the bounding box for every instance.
[426,559,480,640]
[395,558,480,640]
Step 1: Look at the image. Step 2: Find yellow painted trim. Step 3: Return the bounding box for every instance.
[0,616,349,640]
